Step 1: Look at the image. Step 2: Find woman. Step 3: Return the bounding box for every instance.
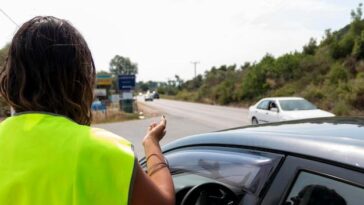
[0,16,174,205]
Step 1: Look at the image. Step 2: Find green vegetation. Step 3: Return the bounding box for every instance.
[0,44,9,66]
[109,55,138,75]
[0,45,10,116]
[161,4,364,116]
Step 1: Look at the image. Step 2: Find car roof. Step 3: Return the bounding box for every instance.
[259,97,304,101]
[163,117,364,170]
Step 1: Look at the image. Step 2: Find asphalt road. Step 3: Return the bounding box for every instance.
[95,99,250,157]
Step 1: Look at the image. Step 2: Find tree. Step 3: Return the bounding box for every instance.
[329,63,349,84]
[351,3,364,35]
[241,62,251,70]
[174,75,184,89]
[182,75,203,91]
[351,3,363,22]
[0,44,10,116]
[0,44,10,68]
[137,81,149,92]
[109,55,138,76]
[352,31,364,59]
[322,29,333,45]
[96,70,112,76]
[303,38,318,55]
[136,81,158,92]
[330,34,355,59]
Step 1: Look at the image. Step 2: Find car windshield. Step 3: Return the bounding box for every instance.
[279,99,317,111]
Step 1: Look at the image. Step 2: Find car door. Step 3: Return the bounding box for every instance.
[261,156,364,205]
[255,100,270,123]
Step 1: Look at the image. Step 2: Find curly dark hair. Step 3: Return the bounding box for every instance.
[0,16,96,125]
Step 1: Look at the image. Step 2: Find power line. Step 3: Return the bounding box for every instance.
[0,8,19,27]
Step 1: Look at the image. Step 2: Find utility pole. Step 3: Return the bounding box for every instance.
[191,61,199,79]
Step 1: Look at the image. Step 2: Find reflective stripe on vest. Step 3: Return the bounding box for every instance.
[0,113,135,205]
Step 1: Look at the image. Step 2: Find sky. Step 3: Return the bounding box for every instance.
[0,0,361,82]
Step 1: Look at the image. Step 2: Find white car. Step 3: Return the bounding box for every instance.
[249,97,335,125]
[144,93,154,101]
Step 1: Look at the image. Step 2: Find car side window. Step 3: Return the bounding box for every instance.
[284,171,364,205]
[166,148,282,193]
[257,100,270,110]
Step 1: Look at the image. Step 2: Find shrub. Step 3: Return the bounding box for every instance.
[333,100,351,116]
[303,38,318,55]
[352,91,364,109]
[214,81,235,105]
[357,72,364,78]
[349,77,364,109]
[352,31,364,59]
[330,34,355,59]
[328,63,349,84]
[272,83,297,97]
[175,90,199,102]
[273,53,301,81]
[302,84,325,102]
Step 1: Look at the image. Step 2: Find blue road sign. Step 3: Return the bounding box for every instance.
[118,75,136,91]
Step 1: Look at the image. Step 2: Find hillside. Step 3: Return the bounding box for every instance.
[158,4,364,116]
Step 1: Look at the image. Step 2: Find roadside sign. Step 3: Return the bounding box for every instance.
[118,75,136,91]
[121,91,133,100]
[110,94,120,103]
[96,74,113,86]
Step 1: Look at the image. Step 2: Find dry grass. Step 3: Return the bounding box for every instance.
[91,106,139,124]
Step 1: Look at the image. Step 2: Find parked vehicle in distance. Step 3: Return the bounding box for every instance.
[249,97,334,125]
[141,117,364,205]
[152,92,160,99]
[91,99,106,111]
[144,93,154,101]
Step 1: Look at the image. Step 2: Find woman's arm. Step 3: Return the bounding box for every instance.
[131,116,175,205]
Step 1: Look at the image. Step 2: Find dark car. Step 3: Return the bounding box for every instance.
[152,92,160,99]
[141,117,364,205]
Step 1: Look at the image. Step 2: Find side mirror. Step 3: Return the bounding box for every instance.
[270,107,279,113]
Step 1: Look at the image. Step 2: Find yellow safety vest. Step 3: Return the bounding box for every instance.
[0,113,135,205]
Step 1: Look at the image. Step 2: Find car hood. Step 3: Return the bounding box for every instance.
[281,109,335,120]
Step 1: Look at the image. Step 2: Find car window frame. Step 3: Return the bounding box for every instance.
[144,145,285,202]
[261,156,364,205]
